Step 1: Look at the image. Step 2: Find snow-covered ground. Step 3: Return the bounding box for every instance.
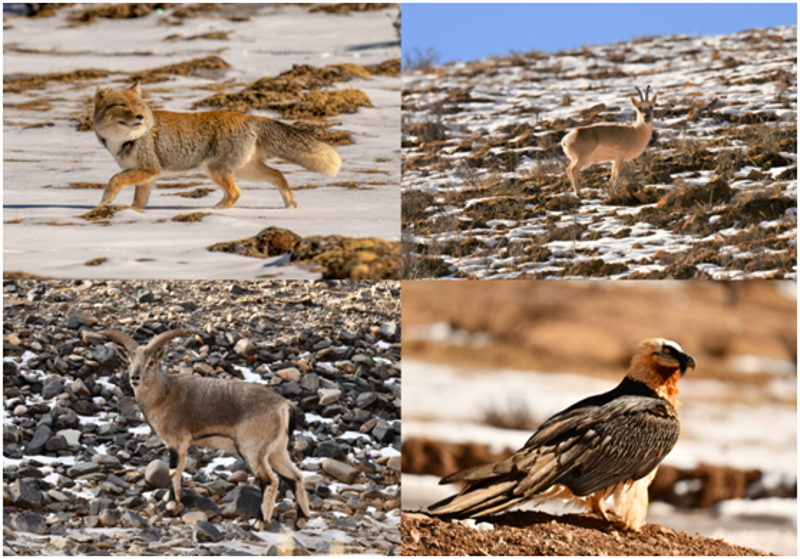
[3,4,400,279]
[402,25,796,279]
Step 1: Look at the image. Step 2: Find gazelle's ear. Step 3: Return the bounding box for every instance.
[630,96,640,108]
[650,93,658,105]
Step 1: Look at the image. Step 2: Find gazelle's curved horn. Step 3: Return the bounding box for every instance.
[635,86,644,101]
[145,329,191,353]
[645,84,651,101]
[103,330,139,353]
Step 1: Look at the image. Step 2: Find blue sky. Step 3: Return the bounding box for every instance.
[403,3,797,65]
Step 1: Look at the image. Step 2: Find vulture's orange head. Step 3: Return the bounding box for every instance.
[628,338,696,406]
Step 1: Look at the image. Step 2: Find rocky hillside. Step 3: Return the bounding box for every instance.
[3,280,401,555]
[403,26,797,279]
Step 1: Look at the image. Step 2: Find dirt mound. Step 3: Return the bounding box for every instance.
[402,512,771,556]
[207,227,401,279]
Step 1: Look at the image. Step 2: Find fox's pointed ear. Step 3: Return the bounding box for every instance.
[95,86,106,102]
[130,81,141,93]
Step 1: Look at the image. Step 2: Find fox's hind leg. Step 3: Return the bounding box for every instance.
[206,171,242,209]
[235,159,297,209]
[133,181,155,210]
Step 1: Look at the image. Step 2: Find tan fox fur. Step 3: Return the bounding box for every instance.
[93,82,341,210]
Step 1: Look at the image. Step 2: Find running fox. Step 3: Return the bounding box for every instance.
[92,82,341,210]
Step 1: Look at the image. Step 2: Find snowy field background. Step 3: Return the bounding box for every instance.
[3,4,400,279]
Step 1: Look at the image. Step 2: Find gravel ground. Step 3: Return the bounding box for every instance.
[3,279,401,556]
[402,511,772,556]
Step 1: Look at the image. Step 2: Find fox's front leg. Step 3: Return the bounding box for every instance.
[98,169,159,209]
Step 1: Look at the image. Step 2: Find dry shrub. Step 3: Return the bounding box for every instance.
[129,55,230,84]
[172,212,210,223]
[482,399,537,431]
[208,226,300,258]
[4,68,111,94]
[69,3,164,24]
[402,190,436,227]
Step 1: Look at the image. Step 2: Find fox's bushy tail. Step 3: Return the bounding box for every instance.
[256,118,341,177]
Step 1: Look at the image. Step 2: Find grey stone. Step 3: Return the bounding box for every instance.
[56,429,82,447]
[333,516,358,530]
[92,453,122,469]
[45,435,67,452]
[137,289,155,304]
[317,388,341,406]
[322,459,358,484]
[352,354,375,368]
[316,440,346,460]
[67,461,100,478]
[13,512,48,535]
[72,400,94,416]
[371,419,394,443]
[92,346,121,369]
[234,338,257,358]
[281,382,303,398]
[321,403,344,418]
[193,520,223,543]
[42,379,64,400]
[98,508,119,527]
[24,424,51,456]
[356,391,377,409]
[314,481,331,498]
[10,479,42,509]
[120,511,149,528]
[379,322,398,340]
[145,460,170,489]
[194,496,221,518]
[221,486,262,519]
[89,498,115,516]
[299,373,319,391]
[96,423,116,436]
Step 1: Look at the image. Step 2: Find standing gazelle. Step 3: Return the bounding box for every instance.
[562,86,657,198]
[104,329,311,530]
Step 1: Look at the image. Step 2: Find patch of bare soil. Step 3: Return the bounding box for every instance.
[129,55,231,84]
[164,31,229,42]
[402,512,771,556]
[3,68,111,94]
[208,226,400,279]
[309,3,395,15]
[2,272,52,280]
[75,205,138,224]
[193,62,383,123]
[172,187,214,199]
[208,226,301,258]
[171,211,211,222]
[291,235,401,280]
